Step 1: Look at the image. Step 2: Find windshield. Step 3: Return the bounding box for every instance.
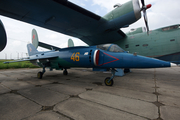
[97,44,125,52]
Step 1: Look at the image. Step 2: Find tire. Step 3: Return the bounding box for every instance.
[124,68,130,73]
[37,72,43,79]
[63,70,68,75]
[104,77,114,86]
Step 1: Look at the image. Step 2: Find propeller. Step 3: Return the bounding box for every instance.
[140,0,151,34]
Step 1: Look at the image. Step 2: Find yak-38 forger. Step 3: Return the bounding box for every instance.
[3,29,178,86]
[4,39,177,86]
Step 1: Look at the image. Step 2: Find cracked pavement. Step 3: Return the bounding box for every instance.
[0,68,180,120]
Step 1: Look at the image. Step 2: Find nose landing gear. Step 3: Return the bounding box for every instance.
[104,68,117,86]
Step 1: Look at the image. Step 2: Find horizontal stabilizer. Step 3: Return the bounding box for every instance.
[39,42,60,50]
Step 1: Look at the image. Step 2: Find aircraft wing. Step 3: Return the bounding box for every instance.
[4,56,58,64]
[0,0,142,45]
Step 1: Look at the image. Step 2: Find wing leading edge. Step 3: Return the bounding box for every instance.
[0,0,142,45]
[4,56,58,64]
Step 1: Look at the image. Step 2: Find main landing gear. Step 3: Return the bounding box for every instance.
[37,67,68,79]
[37,66,46,79]
[63,69,68,75]
[104,68,117,86]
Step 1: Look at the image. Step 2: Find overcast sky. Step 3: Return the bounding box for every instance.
[0,0,180,59]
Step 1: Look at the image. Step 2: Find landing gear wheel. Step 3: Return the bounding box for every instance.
[104,77,114,86]
[124,68,130,73]
[63,70,68,75]
[37,72,43,79]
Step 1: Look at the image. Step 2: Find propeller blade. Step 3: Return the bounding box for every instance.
[143,10,149,34]
[141,0,145,6]
[140,0,151,35]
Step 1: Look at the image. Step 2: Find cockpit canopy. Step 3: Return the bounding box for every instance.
[97,44,125,53]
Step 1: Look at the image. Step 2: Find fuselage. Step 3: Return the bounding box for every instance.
[29,44,172,70]
[114,24,180,64]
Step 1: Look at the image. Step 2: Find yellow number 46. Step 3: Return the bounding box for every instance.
[71,52,80,61]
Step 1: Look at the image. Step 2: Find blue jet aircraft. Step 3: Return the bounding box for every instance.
[4,41,177,86]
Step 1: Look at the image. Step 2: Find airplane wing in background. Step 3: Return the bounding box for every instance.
[0,0,144,45]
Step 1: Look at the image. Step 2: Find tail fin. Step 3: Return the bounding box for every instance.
[32,29,39,49]
[68,38,74,47]
[27,43,39,56]
[31,29,60,50]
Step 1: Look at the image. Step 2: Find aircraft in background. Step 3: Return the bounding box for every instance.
[115,24,180,64]
[0,0,152,51]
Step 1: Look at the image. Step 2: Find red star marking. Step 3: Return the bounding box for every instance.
[32,34,35,43]
[33,34,35,39]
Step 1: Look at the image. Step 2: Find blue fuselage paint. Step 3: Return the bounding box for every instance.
[30,45,172,70]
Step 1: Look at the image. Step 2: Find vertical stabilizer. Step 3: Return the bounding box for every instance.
[31,29,60,50]
[68,38,74,47]
[27,44,39,56]
[32,29,39,49]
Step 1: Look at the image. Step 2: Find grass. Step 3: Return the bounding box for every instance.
[0,60,40,69]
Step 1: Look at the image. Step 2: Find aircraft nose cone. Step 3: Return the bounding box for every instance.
[129,55,174,68]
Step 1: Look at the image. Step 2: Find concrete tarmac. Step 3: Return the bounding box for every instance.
[0,67,180,120]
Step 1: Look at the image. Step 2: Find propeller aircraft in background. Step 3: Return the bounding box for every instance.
[0,0,151,51]
[115,24,180,64]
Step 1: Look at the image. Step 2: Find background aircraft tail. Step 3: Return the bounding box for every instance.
[32,29,39,49]
[31,29,60,50]
[68,38,74,47]
[27,43,39,56]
